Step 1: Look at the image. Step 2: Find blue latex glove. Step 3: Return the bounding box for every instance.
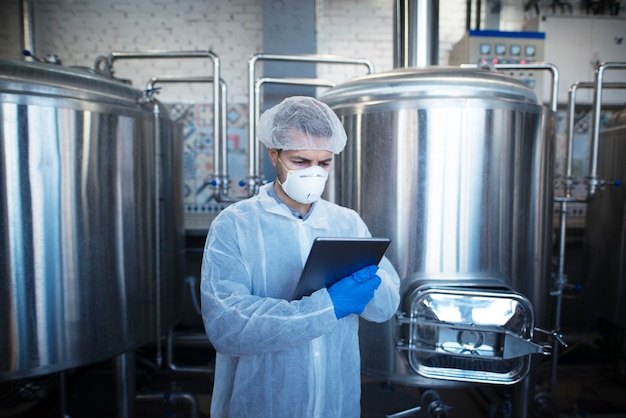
[328,265,382,319]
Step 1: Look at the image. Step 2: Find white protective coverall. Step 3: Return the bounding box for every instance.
[201,182,401,418]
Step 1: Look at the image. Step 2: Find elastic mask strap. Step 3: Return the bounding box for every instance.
[276,156,291,187]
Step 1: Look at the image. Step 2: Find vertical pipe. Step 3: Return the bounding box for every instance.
[219,80,229,196]
[565,86,578,196]
[114,352,136,418]
[211,56,221,191]
[20,0,35,59]
[588,65,605,198]
[153,102,163,368]
[247,55,259,195]
[588,62,626,197]
[394,0,439,68]
[59,371,71,418]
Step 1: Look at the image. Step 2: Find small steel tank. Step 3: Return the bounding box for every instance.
[585,107,626,329]
[0,60,184,381]
[320,67,554,388]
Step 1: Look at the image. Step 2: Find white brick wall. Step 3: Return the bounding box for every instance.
[3,0,264,104]
[314,0,529,85]
[316,0,394,85]
[0,0,542,104]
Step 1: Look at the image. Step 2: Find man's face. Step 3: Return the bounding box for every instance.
[270,148,333,178]
[268,130,334,181]
[269,147,333,208]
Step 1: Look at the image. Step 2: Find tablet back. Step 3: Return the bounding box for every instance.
[292,237,391,300]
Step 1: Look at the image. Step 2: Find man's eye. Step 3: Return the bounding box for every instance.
[320,162,331,168]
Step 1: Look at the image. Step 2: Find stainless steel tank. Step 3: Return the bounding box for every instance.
[319,67,554,387]
[0,59,184,381]
[585,108,626,329]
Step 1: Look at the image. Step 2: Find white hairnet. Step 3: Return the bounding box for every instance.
[257,96,347,154]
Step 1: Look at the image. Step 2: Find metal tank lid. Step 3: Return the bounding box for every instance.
[318,66,539,109]
[0,59,147,107]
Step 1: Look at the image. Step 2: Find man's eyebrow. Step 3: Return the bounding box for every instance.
[287,153,333,163]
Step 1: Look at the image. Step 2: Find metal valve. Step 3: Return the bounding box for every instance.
[138,86,162,104]
[385,389,449,418]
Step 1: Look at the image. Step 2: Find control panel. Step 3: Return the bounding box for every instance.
[450,30,546,99]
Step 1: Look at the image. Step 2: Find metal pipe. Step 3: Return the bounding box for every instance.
[588,62,626,197]
[550,201,567,405]
[20,0,35,60]
[550,77,626,405]
[59,371,71,418]
[559,80,626,203]
[147,75,231,198]
[153,102,163,369]
[394,0,439,68]
[105,50,221,191]
[166,330,214,374]
[387,406,421,418]
[136,392,199,418]
[247,53,374,196]
[461,62,560,112]
[564,83,584,198]
[114,352,136,418]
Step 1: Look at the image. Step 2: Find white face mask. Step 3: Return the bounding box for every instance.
[277,157,329,204]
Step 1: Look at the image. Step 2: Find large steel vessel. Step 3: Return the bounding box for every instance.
[0,60,184,381]
[585,108,626,329]
[320,67,554,388]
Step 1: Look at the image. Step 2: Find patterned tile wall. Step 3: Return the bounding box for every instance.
[167,102,250,217]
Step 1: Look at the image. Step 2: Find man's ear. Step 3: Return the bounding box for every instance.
[267,148,279,167]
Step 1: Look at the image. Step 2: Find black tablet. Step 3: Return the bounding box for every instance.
[292,237,391,300]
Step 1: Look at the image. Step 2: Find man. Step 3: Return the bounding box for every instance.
[201,96,400,417]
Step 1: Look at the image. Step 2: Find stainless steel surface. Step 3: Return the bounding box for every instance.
[589,62,626,198]
[0,59,184,381]
[585,107,626,329]
[394,0,439,68]
[320,67,554,388]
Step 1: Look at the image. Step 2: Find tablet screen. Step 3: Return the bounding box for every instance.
[292,237,391,300]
